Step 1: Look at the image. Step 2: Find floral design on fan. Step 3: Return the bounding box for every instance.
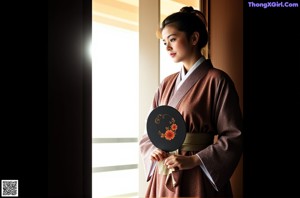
[155,114,178,141]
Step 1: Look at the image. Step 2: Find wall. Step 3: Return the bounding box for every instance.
[209,0,243,197]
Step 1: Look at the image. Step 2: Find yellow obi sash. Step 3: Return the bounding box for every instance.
[181,132,214,151]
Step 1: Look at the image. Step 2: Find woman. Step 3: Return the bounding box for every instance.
[139,6,243,198]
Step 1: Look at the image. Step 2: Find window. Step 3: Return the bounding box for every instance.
[92,0,139,197]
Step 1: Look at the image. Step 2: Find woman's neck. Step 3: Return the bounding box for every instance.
[183,54,203,72]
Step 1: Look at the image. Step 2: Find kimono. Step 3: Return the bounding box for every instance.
[139,59,243,198]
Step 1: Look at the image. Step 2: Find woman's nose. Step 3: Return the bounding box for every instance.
[166,44,172,51]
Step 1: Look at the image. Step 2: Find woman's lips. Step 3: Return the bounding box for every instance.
[170,53,176,57]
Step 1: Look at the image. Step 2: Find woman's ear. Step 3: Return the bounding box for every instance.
[191,32,200,45]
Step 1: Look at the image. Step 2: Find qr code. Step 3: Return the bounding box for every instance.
[1,180,18,197]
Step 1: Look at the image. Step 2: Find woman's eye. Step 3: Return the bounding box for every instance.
[170,38,176,42]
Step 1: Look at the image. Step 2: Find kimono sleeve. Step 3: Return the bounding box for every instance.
[197,72,243,190]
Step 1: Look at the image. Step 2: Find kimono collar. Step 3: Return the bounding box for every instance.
[168,58,212,108]
[177,56,205,91]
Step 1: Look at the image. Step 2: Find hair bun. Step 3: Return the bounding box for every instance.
[180,6,207,27]
[179,6,194,13]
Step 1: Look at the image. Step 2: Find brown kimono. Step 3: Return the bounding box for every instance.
[139,59,243,198]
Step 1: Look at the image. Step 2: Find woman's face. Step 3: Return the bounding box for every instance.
[161,25,193,64]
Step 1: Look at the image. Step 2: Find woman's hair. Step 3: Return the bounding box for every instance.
[157,6,208,50]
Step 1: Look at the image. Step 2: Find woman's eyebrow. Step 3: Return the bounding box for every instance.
[162,33,176,42]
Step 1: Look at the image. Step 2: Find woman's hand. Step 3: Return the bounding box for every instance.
[150,149,169,162]
[164,154,201,170]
